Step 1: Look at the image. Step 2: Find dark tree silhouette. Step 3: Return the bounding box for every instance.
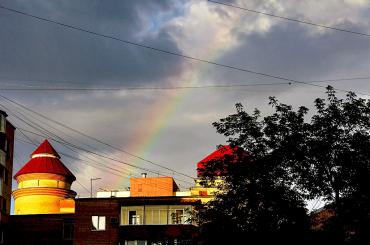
[195,87,370,244]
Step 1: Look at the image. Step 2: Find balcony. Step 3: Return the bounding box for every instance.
[121,205,192,226]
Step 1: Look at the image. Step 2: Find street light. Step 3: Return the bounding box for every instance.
[90,178,101,198]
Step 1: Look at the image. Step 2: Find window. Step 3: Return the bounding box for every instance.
[121,205,192,226]
[121,206,144,225]
[62,223,74,240]
[0,115,5,134]
[171,210,184,224]
[91,216,106,231]
[169,206,191,225]
[0,150,5,167]
[129,211,141,225]
[125,241,147,245]
[145,205,168,225]
[0,135,5,152]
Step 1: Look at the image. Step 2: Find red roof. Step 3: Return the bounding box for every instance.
[31,139,61,158]
[14,139,76,181]
[196,145,244,177]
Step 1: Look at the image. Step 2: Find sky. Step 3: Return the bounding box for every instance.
[1,0,370,206]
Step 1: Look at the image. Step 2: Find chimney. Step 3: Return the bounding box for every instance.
[141,173,147,178]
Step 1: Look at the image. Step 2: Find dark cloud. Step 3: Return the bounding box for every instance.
[202,19,370,92]
[3,0,370,200]
[0,0,184,87]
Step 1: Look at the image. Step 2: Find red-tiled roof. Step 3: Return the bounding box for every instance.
[14,139,75,181]
[196,145,242,177]
[31,139,61,158]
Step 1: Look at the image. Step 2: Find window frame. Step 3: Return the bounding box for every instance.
[91,216,106,231]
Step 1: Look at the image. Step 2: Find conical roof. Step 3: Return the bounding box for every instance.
[14,139,76,181]
[196,145,247,177]
[31,139,61,158]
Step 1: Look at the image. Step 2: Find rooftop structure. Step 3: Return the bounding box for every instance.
[12,139,76,214]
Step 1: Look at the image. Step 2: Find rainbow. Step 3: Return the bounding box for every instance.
[118,2,243,187]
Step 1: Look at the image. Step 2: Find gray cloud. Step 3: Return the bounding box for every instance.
[0,0,185,87]
[2,0,370,202]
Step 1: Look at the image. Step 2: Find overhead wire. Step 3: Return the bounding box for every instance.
[15,135,186,193]
[1,99,192,193]
[0,102,161,177]
[208,0,370,38]
[0,4,369,97]
[0,76,370,92]
[2,104,194,186]
[0,93,196,181]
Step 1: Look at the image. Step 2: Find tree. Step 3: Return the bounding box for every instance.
[195,101,310,244]
[196,87,370,244]
[303,87,370,242]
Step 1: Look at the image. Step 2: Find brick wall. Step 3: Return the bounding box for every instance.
[7,214,74,245]
[74,198,120,245]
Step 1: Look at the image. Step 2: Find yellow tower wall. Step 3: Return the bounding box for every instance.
[13,173,76,215]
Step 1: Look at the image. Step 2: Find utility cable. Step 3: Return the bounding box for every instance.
[208,0,370,38]
[0,93,196,180]
[1,4,369,97]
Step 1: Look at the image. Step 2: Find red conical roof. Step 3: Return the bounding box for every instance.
[197,145,246,177]
[31,139,61,158]
[14,139,76,181]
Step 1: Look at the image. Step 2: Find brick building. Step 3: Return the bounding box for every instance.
[7,142,231,244]
[0,110,15,243]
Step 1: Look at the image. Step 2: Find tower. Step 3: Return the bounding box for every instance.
[12,139,76,214]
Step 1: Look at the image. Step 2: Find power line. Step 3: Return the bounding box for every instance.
[0,102,161,176]
[1,4,368,97]
[15,137,182,193]
[14,137,91,194]
[208,0,370,38]
[16,132,191,192]
[0,93,196,180]
[0,82,293,91]
[1,75,370,91]
[0,98,195,188]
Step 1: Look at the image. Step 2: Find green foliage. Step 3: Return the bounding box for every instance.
[196,86,370,244]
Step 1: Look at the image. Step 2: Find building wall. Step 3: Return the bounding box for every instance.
[130,177,178,197]
[74,198,121,245]
[13,172,76,215]
[74,197,199,245]
[7,214,74,245]
[0,112,15,242]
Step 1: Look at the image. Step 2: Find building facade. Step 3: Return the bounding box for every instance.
[7,142,228,244]
[0,110,15,243]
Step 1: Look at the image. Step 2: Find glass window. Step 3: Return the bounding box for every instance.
[91,216,106,231]
[0,150,5,167]
[169,206,192,224]
[129,211,141,225]
[0,115,5,134]
[121,206,144,225]
[125,241,147,245]
[145,206,168,225]
[170,210,184,224]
